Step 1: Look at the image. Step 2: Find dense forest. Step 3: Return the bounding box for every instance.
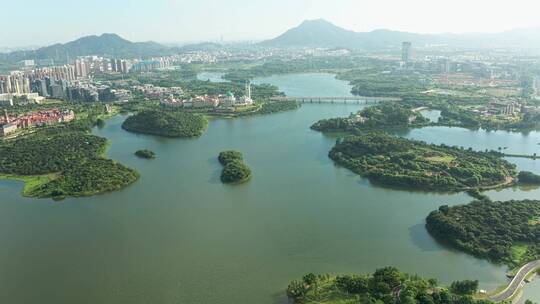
[426,200,540,266]
[218,150,251,184]
[287,266,490,304]
[338,72,429,97]
[329,133,516,191]
[0,129,138,199]
[122,109,208,137]
[311,102,429,132]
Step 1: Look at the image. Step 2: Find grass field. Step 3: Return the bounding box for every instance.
[0,173,60,197]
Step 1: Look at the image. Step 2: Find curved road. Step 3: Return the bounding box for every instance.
[490,260,540,302]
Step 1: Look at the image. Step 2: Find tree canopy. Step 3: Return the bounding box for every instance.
[287,267,492,304]
[122,109,207,138]
[329,132,516,192]
[426,200,540,266]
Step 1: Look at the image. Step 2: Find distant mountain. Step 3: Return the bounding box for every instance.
[262,19,540,50]
[261,19,361,48]
[1,33,174,63]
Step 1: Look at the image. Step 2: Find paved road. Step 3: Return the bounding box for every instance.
[490,260,540,302]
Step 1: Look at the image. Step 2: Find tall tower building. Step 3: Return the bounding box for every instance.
[402,42,412,64]
[23,77,30,93]
[121,60,129,74]
[110,58,117,72]
[14,79,21,94]
[245,81,251,99]
[3,109,10,123]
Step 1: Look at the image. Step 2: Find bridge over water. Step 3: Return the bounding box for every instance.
[269,96,401,104]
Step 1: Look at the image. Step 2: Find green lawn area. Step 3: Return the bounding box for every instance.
[527,218,540,226]
[424,155,455,164]
[510,243,529,264]
[0,173,60,197]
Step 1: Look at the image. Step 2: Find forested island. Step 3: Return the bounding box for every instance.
[0,126,139,199]
[122,109,208,137]
[287,266,488,304]
[329,132,516,192]
[258,100,300,115]
[426,200,540,266]
[135,149,156,159]
[518,171,540,185]
[311,102,429,132]
[218,150,251,184]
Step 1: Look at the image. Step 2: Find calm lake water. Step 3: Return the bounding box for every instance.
[0,73,539,304]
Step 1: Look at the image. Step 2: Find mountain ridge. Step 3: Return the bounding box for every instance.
[0,33,174,63]
[261,19,540,49]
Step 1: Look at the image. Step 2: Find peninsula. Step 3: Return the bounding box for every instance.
[329,132,516,192]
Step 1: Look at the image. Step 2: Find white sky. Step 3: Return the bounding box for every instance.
[2,0,540,47]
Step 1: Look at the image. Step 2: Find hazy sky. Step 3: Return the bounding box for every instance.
[2,0,540,47]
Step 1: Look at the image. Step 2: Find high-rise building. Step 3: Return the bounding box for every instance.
[245,81,251,100]
[121,60,129,74]
[110,58,117,72]
[402,42,412,64]
[5,76,12,93]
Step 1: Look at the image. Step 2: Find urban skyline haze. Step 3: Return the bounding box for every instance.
[2,0,540,48]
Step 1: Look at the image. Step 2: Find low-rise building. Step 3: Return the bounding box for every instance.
[1,122,17,136]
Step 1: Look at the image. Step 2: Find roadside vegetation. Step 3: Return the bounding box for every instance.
[286,266,488,304]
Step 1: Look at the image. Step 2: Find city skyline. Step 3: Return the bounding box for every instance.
[2,0,540,48]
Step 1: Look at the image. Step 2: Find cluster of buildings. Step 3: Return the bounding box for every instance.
[132,84,183,99]
[130,57,176,72]
[1,108,75,136]
[0,54,181,105]
[468,99,537,117]
[161,82,254,110]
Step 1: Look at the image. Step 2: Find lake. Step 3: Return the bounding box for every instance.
[0,73,538,304]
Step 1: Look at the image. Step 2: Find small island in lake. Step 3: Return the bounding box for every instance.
[518,171,540,185]
[287,266,485,304]
[311,102,430,133]
[218,150,251,184]
[122,109,207,138]
[329,132,516,192]
[426,199,540,267]
[135,149,156,159]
